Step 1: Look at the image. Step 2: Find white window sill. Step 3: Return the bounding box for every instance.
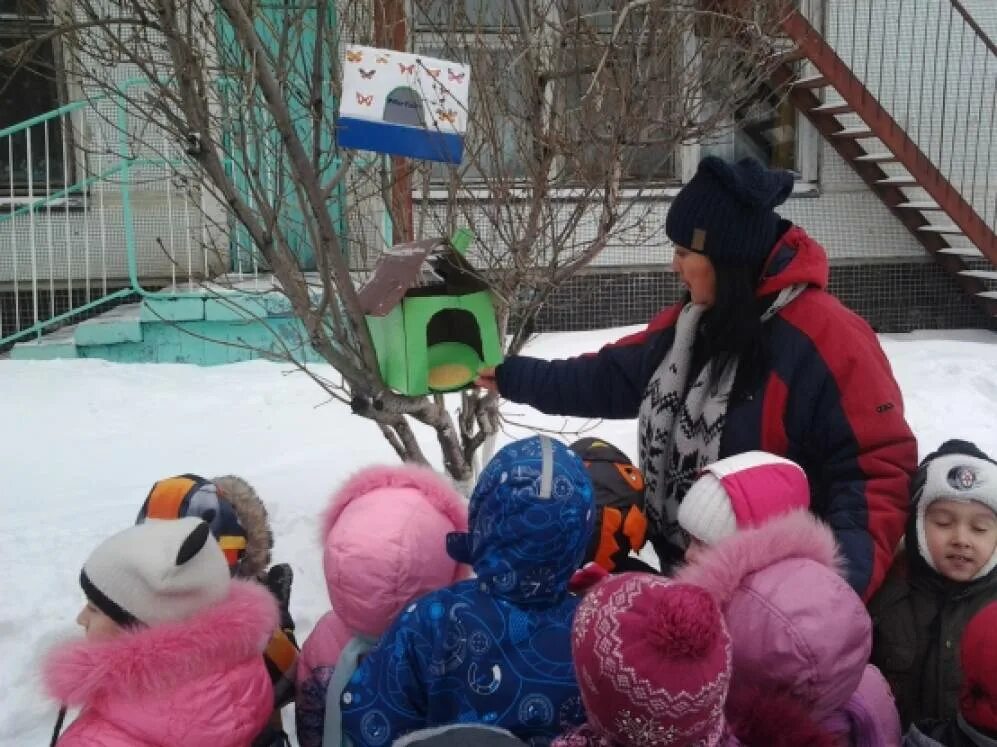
[0,196,84,209]
[414,181,819,201]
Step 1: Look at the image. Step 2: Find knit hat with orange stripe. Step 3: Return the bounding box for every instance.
[137,474,249,574]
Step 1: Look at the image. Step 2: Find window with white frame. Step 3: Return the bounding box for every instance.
[412,0,813,186]
[0,0,66,194]
[698,34,804,176]
[412,0,680,184]
[412,0,534,182]
[558,0,678,183]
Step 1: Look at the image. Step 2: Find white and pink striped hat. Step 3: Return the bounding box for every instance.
[678,451,810,546]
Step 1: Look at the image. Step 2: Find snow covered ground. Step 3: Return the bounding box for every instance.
[2,326,996,744]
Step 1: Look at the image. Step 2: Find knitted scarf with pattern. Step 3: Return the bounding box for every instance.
[638,285,807,563]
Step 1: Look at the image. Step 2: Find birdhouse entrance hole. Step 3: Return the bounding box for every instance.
[425,308,484,391]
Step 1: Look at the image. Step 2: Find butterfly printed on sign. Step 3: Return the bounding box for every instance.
[447,68,465,83]
[436,109,457,124]
[398,63,416,75]
[346,50,363,63]
[376,55,390,64]
[358,68,376,80]
[356,92,374,106]
[426,68,441,79]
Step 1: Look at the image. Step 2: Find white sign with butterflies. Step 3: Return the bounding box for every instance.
[339,45,471,135]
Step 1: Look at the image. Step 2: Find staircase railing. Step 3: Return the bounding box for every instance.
[0,82,206,347]
[783,0,996,263]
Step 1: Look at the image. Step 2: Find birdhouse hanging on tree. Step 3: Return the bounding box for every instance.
[359,230,503,396]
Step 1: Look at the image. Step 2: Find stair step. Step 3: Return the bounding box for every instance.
[876,175,918,186]
[833,127,875,139]
[74,303,143,346]
[918,224,964,235]
[794,73,829,89]
[9,326,79,360]
[855,152,898,163]
[977,291,997,301]
[938,246,984,257]
[897,201,941,210]
[812,102,853,115]
[959,270,997,280]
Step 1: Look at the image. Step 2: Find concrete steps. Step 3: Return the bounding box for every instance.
[10,281,325,365]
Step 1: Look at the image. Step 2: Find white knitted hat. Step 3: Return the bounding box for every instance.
[678,451,809,546]
[81,517,230,626]
[915,451,997,579]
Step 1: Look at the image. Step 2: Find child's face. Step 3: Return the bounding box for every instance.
[924,499,997,582]
[77,602,123,640]
[684,536,709,565]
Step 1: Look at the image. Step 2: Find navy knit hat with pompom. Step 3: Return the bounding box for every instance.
[666,156,794,268]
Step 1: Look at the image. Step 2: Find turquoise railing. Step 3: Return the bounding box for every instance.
[0,80,206,347]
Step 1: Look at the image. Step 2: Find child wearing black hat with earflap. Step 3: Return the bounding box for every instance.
[870,439,997,729]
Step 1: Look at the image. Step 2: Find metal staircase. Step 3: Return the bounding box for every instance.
[776,0,997,320]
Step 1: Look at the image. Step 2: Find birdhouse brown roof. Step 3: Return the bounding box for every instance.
[358,236,487,316]
[358,238,443,316]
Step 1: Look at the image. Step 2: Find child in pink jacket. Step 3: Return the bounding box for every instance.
[676,509,902,746]
[44,517,277,747]
[295,464,468,747]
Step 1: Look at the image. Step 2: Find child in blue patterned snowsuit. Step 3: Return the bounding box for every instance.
[340,435,595,747]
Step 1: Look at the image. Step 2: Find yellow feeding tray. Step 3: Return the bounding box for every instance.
[427,341,481,392]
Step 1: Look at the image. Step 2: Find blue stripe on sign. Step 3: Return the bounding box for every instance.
[338,117,464,164]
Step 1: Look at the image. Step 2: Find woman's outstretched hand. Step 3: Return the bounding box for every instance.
[475,366,499,393]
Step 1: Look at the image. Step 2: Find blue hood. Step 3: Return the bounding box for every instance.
[447,436,595,606]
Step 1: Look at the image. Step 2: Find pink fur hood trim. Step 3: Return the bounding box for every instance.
[44,580,277,704]
[675,510,873,723]
[317,463,468,637]
[674,510,844,604]
[321,463,468,541]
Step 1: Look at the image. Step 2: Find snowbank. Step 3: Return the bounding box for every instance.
[2,327,995,743]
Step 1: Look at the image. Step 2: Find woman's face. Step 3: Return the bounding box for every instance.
[77,602,123,640]
[672,245,716,306]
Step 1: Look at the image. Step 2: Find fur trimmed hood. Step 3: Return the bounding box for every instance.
[320,464,468,636]
[675,510,873,723]
[45,580,277,705]
[45,580,276,747]
[675,509,844,602]
[213,475,273,580]
[321,463,467,541]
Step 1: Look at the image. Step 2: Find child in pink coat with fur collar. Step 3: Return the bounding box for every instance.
[44,517,277,747]
[674,451,902,746]
[295,464,468,747]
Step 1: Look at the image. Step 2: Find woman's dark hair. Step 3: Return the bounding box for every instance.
[697,259,769,394]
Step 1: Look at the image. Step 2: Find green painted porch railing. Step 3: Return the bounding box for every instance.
[0,78,201,347]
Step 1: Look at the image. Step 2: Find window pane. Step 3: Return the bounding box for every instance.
[0,0,48,17]
[420,44,531,181]
[0,35,64,191]
[561,44,678,182]
[413,0,520,32]
[560,0,615,31]
[700,48,798,172]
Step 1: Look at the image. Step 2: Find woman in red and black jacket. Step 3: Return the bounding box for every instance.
[478,156,917,600]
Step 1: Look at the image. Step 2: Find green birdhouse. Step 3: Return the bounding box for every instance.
[359,230,503,395]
